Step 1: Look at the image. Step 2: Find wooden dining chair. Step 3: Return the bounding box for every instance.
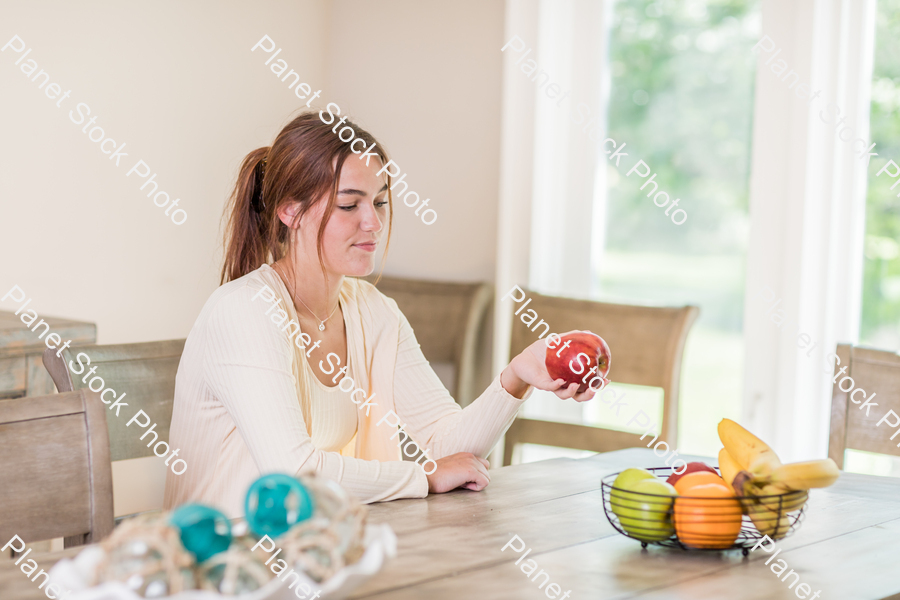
[503,290,699,466]
[0,309,96,399]
[0,389,113,547]
[364,275,492,407]
[828,343,900,468]
[42,339,185,461]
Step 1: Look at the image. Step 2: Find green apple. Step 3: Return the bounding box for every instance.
[612,478,676,542]
[610,468,656,511]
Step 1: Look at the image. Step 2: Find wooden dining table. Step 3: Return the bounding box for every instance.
[3,447,899,599]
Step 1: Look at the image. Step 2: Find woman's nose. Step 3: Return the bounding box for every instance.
[360,203,384,233]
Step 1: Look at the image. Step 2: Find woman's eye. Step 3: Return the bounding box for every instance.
[338,205,357,211]
[375,201,388,208]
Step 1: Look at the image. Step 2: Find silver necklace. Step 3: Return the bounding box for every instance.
[276,264,339,331]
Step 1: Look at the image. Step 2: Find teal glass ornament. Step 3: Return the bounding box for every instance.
[169,504,232,563]
[245,474,314,538]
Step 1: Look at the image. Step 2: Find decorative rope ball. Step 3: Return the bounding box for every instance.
[93,474,369,595]
[169,503,232,563]
[245,473,315,538]
[275,475,368,582]
[94,512,196,597]
[196,534,276,595]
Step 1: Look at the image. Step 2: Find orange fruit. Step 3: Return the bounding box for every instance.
[674,482,743,549]
[673,471,726,495]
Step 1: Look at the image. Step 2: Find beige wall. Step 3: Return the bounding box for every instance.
[325,0,504,283]
[0,0,329,344]
[1,1,505,514]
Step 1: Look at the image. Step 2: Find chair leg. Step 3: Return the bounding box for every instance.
[503,420,523,466]
[63,534,87,549]
[503,441,515,467]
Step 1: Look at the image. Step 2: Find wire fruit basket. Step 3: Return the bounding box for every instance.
[601,467,807,555]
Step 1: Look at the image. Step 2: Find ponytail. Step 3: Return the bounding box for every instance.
[221,147,269,284]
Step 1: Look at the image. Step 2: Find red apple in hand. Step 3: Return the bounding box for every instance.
[545,332,611,393]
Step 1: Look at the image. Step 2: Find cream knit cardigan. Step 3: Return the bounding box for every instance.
[164,265,529,517]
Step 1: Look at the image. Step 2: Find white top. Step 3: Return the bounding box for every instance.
[164,266,531,517]
[304,346,359,453]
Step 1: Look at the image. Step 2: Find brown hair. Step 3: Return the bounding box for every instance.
[221,111,393,284]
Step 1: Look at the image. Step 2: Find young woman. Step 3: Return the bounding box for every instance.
[164,112,602,517]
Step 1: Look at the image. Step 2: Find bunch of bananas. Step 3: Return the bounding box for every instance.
[717,419,840,540]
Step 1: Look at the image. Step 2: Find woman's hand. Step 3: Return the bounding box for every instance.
[500,330,609,402]
[426,452,491,493]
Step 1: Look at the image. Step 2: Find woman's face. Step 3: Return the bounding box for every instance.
[296,154,389,277]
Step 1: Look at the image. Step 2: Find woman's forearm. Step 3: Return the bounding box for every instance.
[392,312,529,460]
[417,376,527,459]
[500,355,532,399]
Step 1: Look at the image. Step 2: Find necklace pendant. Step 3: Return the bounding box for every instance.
[319,322,325,331]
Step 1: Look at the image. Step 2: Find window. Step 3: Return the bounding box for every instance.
[520,0,761,463]
[597,0,760,455]
[847,0,900,478]
[861,0,900,351]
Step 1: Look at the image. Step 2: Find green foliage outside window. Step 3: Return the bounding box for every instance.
[606,0,756,254]
[602,0,758,333]
[861,0,900,350]
[594,0,759,455]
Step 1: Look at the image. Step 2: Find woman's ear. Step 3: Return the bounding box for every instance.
[276,201,301,228]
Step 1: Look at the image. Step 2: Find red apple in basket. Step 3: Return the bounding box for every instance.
[666,462,718,486]
[545,332,611,393]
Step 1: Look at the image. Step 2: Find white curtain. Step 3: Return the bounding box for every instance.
[493,0,612,436]
[492,0,540,386]
[529,0,611,298]
[742,0,876,461]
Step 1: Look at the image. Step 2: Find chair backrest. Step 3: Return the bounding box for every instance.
[0,389,113,547]
[0,309,96,399]
[829,343,900,468]
[42,339,185,461]
[365,275,492,407]
[505,290,698,464]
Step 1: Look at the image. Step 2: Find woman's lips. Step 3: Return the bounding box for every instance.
[354,242,377,253]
